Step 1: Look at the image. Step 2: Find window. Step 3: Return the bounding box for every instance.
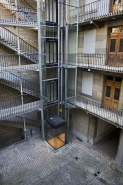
[45,0,57,23]
[114,88,120,100]
[82,72,93,96]
[106,86,111,98]
[110,39,116,52]
[46,41,57,64]
[47,81,58,103]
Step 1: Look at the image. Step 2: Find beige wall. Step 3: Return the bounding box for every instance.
[78,22,108,54]
[70,108,89,142]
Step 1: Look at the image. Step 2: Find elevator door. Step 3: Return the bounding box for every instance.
[104,76,121,112]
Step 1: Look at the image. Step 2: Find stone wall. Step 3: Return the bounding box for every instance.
[78,22,108,54]
[70,108,89,142]
[5,27,38,50]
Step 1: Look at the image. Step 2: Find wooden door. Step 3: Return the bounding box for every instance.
[108,27,123,67]
[108,36,118,66]
[111,86,121,111]
[104,76,121,112]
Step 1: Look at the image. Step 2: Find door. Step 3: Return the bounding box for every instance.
[112,0,123,13]
[108,27,123,67]
[104,76,121,112]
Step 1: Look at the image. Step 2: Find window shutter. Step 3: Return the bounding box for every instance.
[82,72,93,96]
[84,29,96,54]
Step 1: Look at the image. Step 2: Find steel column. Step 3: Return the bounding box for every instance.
[65,0,69,122]
[58,0,60,117]
[37,0,45,141]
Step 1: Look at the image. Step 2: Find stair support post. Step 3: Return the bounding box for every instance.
[17,28,27,139]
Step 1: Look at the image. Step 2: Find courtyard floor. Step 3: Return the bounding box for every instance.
[0,134,123,185]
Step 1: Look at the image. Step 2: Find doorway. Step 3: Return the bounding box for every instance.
[103,76,122,112]
[108,26,123,67]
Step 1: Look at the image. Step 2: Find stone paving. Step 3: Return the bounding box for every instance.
[0,134,123,185]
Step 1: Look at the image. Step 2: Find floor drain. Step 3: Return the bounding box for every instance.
[75,157,78,160]
[94,173,97,177]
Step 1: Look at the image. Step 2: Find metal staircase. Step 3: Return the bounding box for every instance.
[0,27,38,62]
[0,54,39,72]
[0,116,40,130]
[0,72,40,98]
[0,0,37,25]
[0,94,41,120]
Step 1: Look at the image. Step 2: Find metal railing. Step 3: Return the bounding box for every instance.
[0,72,40,95]
[0,3,37,24]
[0,27,38,58]
[79,0,123,23]
[0,94,39,110]
[0,54,39,72]
[5,0,37,12]
[0,95,41,120]
[76,95,123,128]
[0,116,40,129]
[77,54,123,73]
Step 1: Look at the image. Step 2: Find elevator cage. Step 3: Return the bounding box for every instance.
[46,116,67,150]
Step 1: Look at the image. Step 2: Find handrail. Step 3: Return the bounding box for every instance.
[1,27,38,51]
[76,94,123,128]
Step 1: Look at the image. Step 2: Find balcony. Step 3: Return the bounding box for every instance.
[77,54,123,73]
[79,0,123,26]
[75,95,123,129]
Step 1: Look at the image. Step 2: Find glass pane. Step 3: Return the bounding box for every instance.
[119,39,123,52]
[107,76,113,81]
[54,42,56,63]
[111,27,119,33]
[54,82,57,101]
[106,86,111,98]
[47,84,50,102]
[50,0,52,22]
[113,0,121,4]
[53,1,56,22]
[115,77,122,82]
[114,88,120,100]
[51,83,54,101]
[46,42,49,63]
[121,27,123,32]
[50,42,53,63]
[110,39,116,52]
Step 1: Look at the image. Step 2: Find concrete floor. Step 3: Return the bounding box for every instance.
[0,134,123,185]
[93,129,120,159]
